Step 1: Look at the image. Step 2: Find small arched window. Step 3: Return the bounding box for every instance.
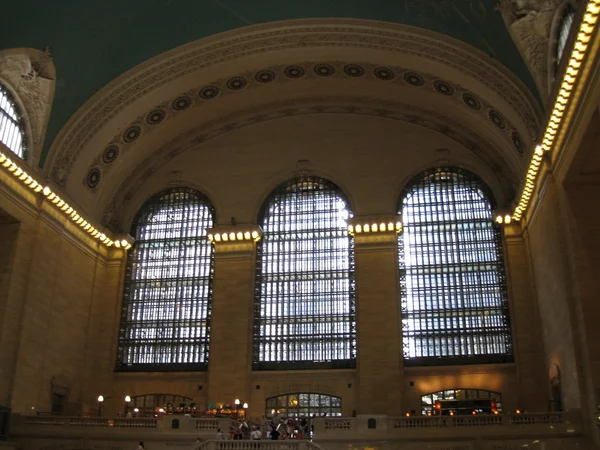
[254,177,356,370]
[116,187,215,372]
[0,84,26,159]
[265,393,342,418]
[421,389,503,416]
[556,3,576,67]
[398,168,512,366]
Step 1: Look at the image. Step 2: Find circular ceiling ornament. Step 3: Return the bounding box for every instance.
[433,80,454,96]
[226,77,247,90]
[199,86,220,100]
[403,72,425,86]
[314,64,335,77]
[284,65,305,79]
[511,130,524,154]
[344,64,365,77]
[102,145,119,164]
[86,167,101,189]
[123,125,142,143]
[146,109,166,125]
[373,67,395,81]
[462,92,481,110]
[172,96,192,111]
[255,70,276,83]
[488,109,506,129]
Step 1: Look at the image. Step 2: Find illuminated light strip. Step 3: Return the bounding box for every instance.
[512,1,600,222]
[0,150,132,249]
[348,221,403,236]
[208,230,262,243]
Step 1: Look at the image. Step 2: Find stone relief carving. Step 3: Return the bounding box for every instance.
[83,60,530,194]
[46,23,541,185]
[0,49,55,163]
[497,0,564,96]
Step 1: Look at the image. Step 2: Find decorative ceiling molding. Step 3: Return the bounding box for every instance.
[78,61,529,194]
[100,95,518,232]
[45,20,541,179]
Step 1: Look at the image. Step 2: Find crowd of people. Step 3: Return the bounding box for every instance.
[215,415,313,441]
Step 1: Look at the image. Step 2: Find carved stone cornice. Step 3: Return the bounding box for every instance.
[45,20,541,180]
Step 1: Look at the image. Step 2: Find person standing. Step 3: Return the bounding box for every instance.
[269,425,280,440]
[137,442,145,450]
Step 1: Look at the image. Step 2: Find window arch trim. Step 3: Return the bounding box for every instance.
[253,176,357,371]
[116,187,216,372]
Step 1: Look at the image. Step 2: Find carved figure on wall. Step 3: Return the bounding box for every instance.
[497,0,564,96]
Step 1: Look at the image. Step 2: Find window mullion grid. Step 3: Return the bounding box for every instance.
[400,169,512,365]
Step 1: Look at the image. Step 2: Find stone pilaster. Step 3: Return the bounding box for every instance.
[206,226,260,411]
[352,219,403,415]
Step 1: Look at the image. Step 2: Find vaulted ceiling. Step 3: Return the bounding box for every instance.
[1,0,538,167]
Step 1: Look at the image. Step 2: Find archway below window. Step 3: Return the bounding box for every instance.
[265,393,342,418]
[421,389,502,415]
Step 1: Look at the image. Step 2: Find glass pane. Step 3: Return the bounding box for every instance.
[253,177,356,369]
[399,168,512,365]
[0,84,25,159]
[116,188,215,371]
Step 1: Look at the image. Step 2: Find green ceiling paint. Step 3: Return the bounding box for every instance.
[0,0,538,167]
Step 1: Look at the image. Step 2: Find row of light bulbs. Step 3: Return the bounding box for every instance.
[348,222,403,236]
[0,150,130,249]
[208,231,261,243]
[512,1,600,222]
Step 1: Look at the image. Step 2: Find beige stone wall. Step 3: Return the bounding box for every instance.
[0,174,110,414]
[525,176,581,410]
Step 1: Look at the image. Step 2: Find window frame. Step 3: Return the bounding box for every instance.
[0,83,27,160]
[253,176,357,371]
[115,187,216,372]
[398,167,513,366]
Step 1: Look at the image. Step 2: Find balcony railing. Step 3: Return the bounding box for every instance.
[315,412,579,440]
[8,412,585,450]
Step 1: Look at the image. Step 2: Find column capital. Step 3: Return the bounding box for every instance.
[348,215,401,248]
[208,225,262,256]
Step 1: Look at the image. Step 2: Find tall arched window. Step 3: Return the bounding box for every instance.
[116,187,215,372]
[0,84,26,159]
[556,3,576,67]
[398,168,512,366]
[254,177,356,370]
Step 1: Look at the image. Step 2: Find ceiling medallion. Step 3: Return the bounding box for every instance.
[404,72,425,86]
[226,77,248,90]
[314,64,335,77]
[199,86,220,100]
[433,80,454,96]
[462,92,481,110]
[373,67,395,81]
[102,145,119,164]
[344,64,365,77]
[86,167,101,189]
[146,109,166,125]
[284,65,305,78]
[255,70,276,83]
[172,96,192,110]
[123,125,142,143]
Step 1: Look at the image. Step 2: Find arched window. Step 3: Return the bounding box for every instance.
[265,393,342,418]
[116,187,215,372]
[254,177,356,370]
[131,394,194,416]
[398,168,512,366]
[0,84,26,159]
[421,389,503,416]
[556,3,576,67]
